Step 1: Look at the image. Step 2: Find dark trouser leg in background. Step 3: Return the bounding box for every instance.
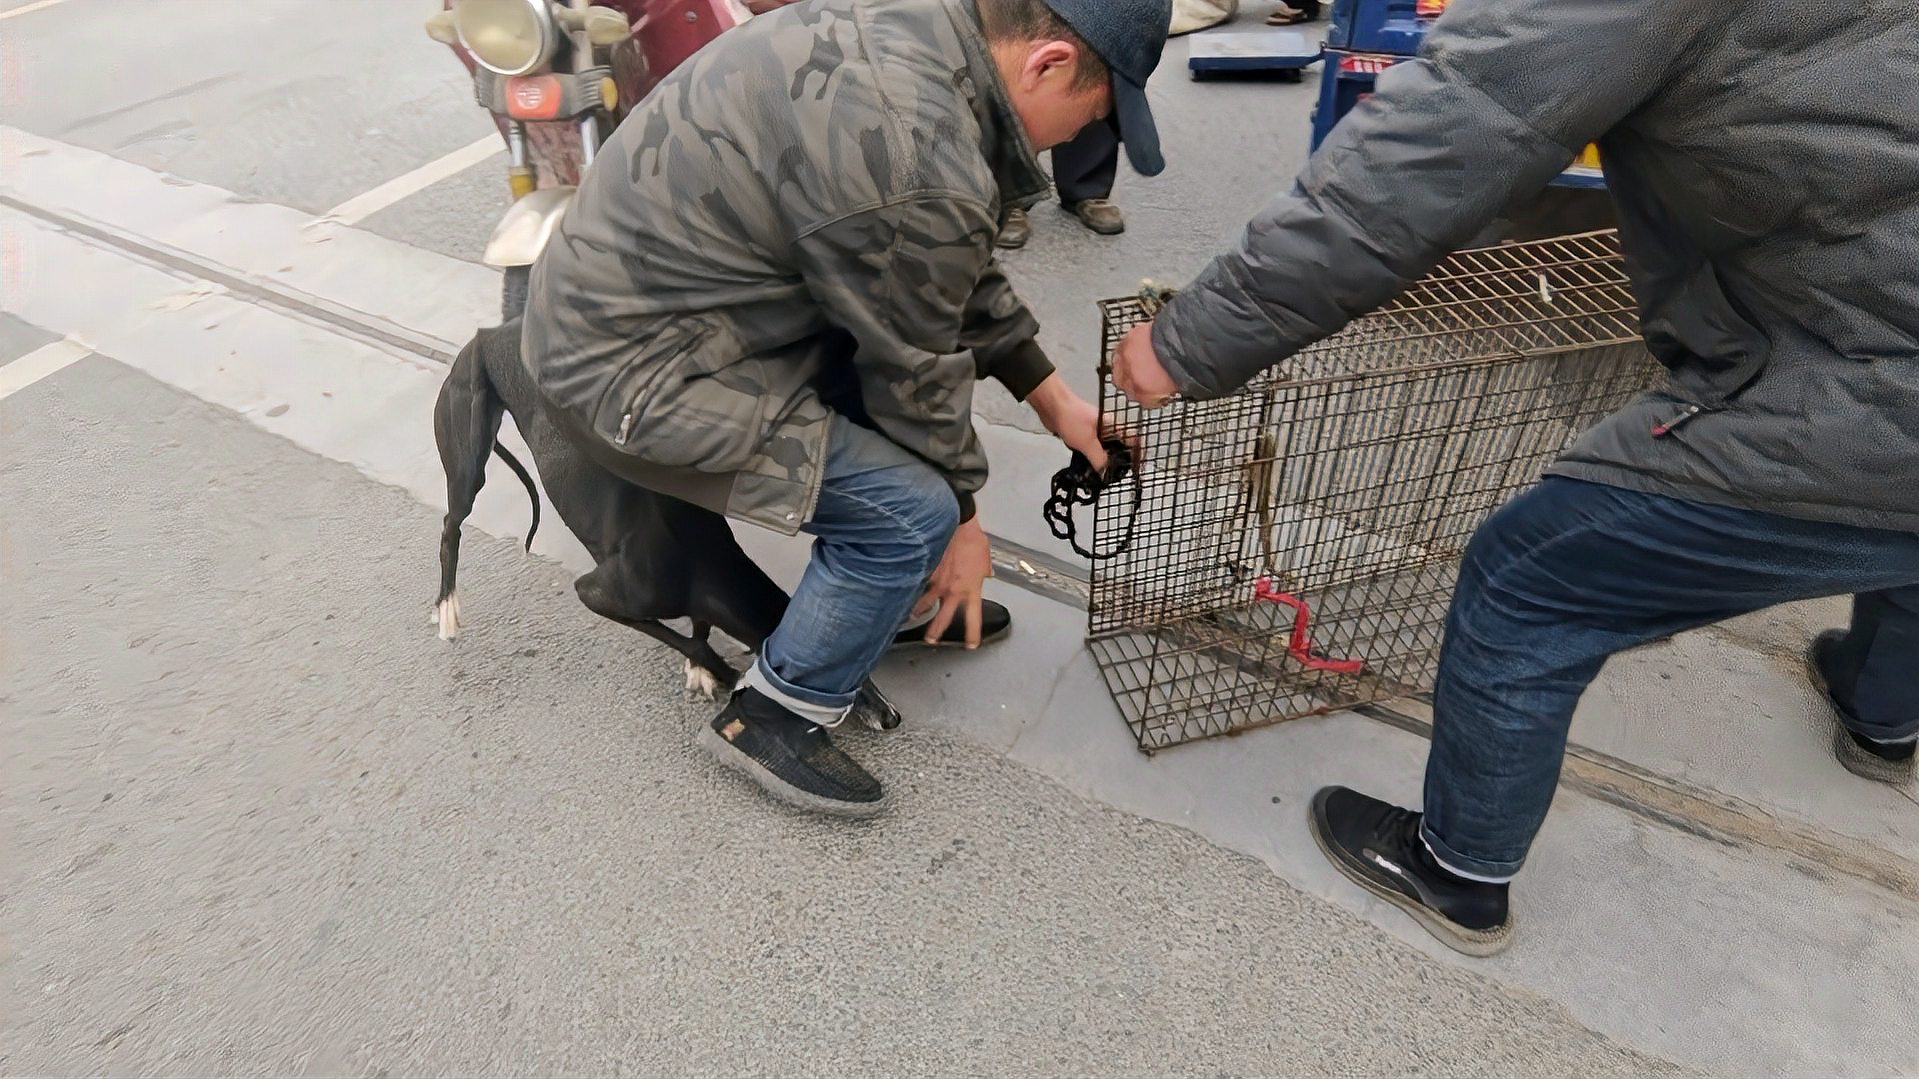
[1313,477,1919,955]
[1054,118,1119,205]
[1003,118,1120,246]
[1053,118,1124,234]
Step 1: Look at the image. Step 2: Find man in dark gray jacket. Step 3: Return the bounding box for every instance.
[1113,0,1919,955]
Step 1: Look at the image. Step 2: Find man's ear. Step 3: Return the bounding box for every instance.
[1019,39,1082,90]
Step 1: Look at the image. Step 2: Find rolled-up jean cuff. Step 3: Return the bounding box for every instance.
[1419,819,1521,883]
[745,657,855,728]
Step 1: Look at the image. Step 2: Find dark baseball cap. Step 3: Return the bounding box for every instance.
[1041,0,1173,176]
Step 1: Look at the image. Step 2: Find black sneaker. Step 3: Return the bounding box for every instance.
[1807,631,1917,785]
[1308,786,1514,957]
[891,599,1013,649]
[698,689,885,818]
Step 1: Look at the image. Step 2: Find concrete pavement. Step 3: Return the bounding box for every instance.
[2,360,1673,1077]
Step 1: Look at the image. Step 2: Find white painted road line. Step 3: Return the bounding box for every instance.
[0,123,500,344]
[319,135,503,226]
[0,0,75,21]
[0,336,90,400]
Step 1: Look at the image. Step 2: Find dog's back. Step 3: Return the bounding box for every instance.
[435,321,786,647]
[433,321,901,730]
[472,322,712,575]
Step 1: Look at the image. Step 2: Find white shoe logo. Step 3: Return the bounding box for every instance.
[1364,849,1407,877]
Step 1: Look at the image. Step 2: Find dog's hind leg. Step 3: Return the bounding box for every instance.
[431,339,507,640]
[574,560,735,700]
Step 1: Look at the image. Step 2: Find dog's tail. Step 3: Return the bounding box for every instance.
[491,444,540,552]
[432,327,541,640]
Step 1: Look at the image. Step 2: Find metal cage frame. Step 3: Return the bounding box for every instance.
[1087,230,1663,752]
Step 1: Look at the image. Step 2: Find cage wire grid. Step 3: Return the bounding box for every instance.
[1088,230,1664,752]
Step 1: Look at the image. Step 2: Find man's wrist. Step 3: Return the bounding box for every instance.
[1025,372,1069,425]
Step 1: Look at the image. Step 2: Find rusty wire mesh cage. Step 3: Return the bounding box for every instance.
[1088,230,1664,752]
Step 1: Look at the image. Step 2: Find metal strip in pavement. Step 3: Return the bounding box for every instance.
[1359,697,1919,905]
[0,193,460,367]
[320,136,503,226]
[0,336,91,400]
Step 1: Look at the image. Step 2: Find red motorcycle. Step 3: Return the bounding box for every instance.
[425,0,751,319]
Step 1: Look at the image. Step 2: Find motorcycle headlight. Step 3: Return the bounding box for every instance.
[453,0,556,77]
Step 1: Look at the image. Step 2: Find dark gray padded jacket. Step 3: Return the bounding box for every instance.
[1153,0,1919,533]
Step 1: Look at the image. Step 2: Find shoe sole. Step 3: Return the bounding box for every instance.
[1307,790,1513,958]
[696,724,886,820]
[1804,644,1917,786]
[891,623,1013,651]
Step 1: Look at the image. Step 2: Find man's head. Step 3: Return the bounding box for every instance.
[980,0,1172,175]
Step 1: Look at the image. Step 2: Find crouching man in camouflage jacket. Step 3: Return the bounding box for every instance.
[522,0,1172,815]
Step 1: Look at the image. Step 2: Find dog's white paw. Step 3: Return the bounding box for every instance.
[684,659,725,701]
[435,592,462,641]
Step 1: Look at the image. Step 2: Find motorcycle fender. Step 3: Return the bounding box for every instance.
[482,187,575,268]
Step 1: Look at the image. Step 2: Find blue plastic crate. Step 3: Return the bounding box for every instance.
[1309,0,1605,190]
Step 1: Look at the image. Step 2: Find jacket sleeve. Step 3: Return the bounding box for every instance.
[961,257,1055,402]
[1152,0,1715,400]
[791,194,1005,521]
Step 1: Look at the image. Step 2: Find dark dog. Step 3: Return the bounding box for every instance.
[432,320,901,731]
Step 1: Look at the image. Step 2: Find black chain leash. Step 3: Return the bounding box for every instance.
[1044,437,1139,561]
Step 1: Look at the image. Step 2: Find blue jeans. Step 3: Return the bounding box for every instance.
[745,417,960,724]
[1421,478,1919,881]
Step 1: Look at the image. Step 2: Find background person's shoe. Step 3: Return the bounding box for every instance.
[1065,198,1125,235]
[1308,786,1513,957]
[1266,1,1320,24]
[892,599,1013,649]
[995,208,1031,249]
[1807,631,1917,785]
[699,689,885,818]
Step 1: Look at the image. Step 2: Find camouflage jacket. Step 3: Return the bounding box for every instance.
[520,0,1055,535]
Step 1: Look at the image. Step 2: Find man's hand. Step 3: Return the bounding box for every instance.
[919,517,993,649]
[1026,372,1111,471]
[1112,323,1182,409]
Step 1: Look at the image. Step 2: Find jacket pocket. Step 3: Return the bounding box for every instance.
[1643,263,1773,409]
[599,318,717,448]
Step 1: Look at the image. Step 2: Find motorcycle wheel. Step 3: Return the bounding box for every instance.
[502,265,530,323]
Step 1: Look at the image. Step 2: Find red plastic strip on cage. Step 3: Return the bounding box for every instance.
[1252,578,1367,675]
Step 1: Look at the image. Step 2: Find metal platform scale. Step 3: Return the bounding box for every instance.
[1186,25,1324,82]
